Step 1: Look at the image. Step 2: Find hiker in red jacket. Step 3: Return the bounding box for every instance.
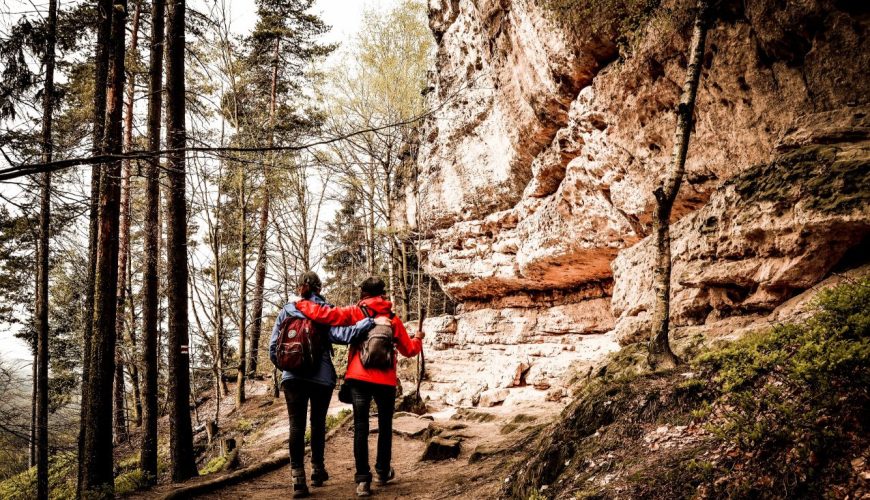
[294,277,424,497]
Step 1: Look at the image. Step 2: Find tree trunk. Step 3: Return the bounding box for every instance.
[114,0,142,440]
[139,0,164,485]
[165,0,198,482]
[128,251,142,427]
[367,185,376,275]
[247,39,279,379]
[29,349,36,468]
[210,180,228,398]
[112,354,127,444]
[648,0,710,370]
[80,0,127,496]
[212,223,228,397]
[78,0,111,493]
[237,177,247,407]
[35,2,55,483]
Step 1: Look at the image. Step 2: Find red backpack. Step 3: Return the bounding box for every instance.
[274,315,324,373]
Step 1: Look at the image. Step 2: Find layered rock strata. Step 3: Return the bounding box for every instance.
[402,0,870,405]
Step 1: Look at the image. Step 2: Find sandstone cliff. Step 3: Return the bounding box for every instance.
[402,0,870,404]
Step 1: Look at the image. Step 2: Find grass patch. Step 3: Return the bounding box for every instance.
[199,455,228,476]
[305,408,351,444]
[0,452,77,500]
[114,468,148,496]
[236,418,254,434]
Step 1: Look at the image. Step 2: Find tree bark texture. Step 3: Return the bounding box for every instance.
[165,0,198,482]
[80,0,127,496]
[247,38,279,378]
[237,178,247,407]
[648,0,710,369]
[139,0,164,485]
[78,0,112,492]
[114,0,142,437]
[35,3,57,497]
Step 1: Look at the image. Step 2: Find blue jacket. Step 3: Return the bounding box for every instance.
[268,294,371,387]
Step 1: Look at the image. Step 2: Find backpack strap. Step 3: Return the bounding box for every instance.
[360,304,374,319]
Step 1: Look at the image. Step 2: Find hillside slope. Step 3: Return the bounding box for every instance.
[505,276,870,499]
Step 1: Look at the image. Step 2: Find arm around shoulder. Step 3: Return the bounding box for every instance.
[296,300,361,326]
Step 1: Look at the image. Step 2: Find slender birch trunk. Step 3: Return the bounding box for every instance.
[648,0,710,369]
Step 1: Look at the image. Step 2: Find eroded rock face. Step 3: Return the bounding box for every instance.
[612,128,870,344]
[403,0,870,405]
[407,302,619,406]
[411,0,869,301]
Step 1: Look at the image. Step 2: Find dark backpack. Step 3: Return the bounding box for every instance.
[358,306,395,370]
[274,315,324,373]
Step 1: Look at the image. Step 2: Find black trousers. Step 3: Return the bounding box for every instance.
[282,379,334,470]
[349,379,396,483]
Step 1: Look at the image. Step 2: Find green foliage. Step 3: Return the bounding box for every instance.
[510,279,870,498]
[114,469,147,496]
[691,279,869,496]
[199,455,228,476]
[306,408,352,444]
[327,408,351,431]
[237,418,255,434]
[117,453,139,471]
[0,452,76,500]
[0,206,36,331]
[697,277,870,393]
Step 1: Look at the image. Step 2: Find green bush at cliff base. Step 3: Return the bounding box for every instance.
[509,277,869,498]
[688,277,870,497]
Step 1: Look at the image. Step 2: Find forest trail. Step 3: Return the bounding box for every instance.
[196,413,505,499]
[136,379,556,499]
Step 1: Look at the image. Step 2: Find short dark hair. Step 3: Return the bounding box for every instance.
[298,271,322,293]
[359,277,386,298]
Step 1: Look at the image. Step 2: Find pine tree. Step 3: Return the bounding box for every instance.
[244,0,334,378]
[165,0,198,481]
[79,0,127,496]
[34,0,57,496]
[140,0,164,485]
[78,0,112,492]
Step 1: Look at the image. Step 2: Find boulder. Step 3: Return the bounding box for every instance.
[420,436,461,461]
[391,414,431,439]
[477,388,509,408]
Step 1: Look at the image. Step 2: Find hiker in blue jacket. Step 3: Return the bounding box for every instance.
[269,271,374,498]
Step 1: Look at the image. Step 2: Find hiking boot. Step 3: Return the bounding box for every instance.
[375,468,395,485]
[311,466,329,487]
[356,481,372,497]
[292,468,309,498]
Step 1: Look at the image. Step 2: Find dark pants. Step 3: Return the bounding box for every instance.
[282,379,334,470]
[349,379,396,483]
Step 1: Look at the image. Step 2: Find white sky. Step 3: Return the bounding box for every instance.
[0,0,403,366]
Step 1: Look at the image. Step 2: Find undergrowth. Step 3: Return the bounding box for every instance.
[507,278,869,499]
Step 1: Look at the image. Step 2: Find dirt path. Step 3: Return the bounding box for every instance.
[195,414,510,500]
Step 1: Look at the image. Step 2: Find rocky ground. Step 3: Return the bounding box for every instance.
[127,378,560,499]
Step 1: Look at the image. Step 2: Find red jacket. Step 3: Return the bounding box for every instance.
[295,296,422,387]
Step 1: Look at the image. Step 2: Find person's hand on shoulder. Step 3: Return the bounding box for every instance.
[414,330,425,340]
[356,316,375,333]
